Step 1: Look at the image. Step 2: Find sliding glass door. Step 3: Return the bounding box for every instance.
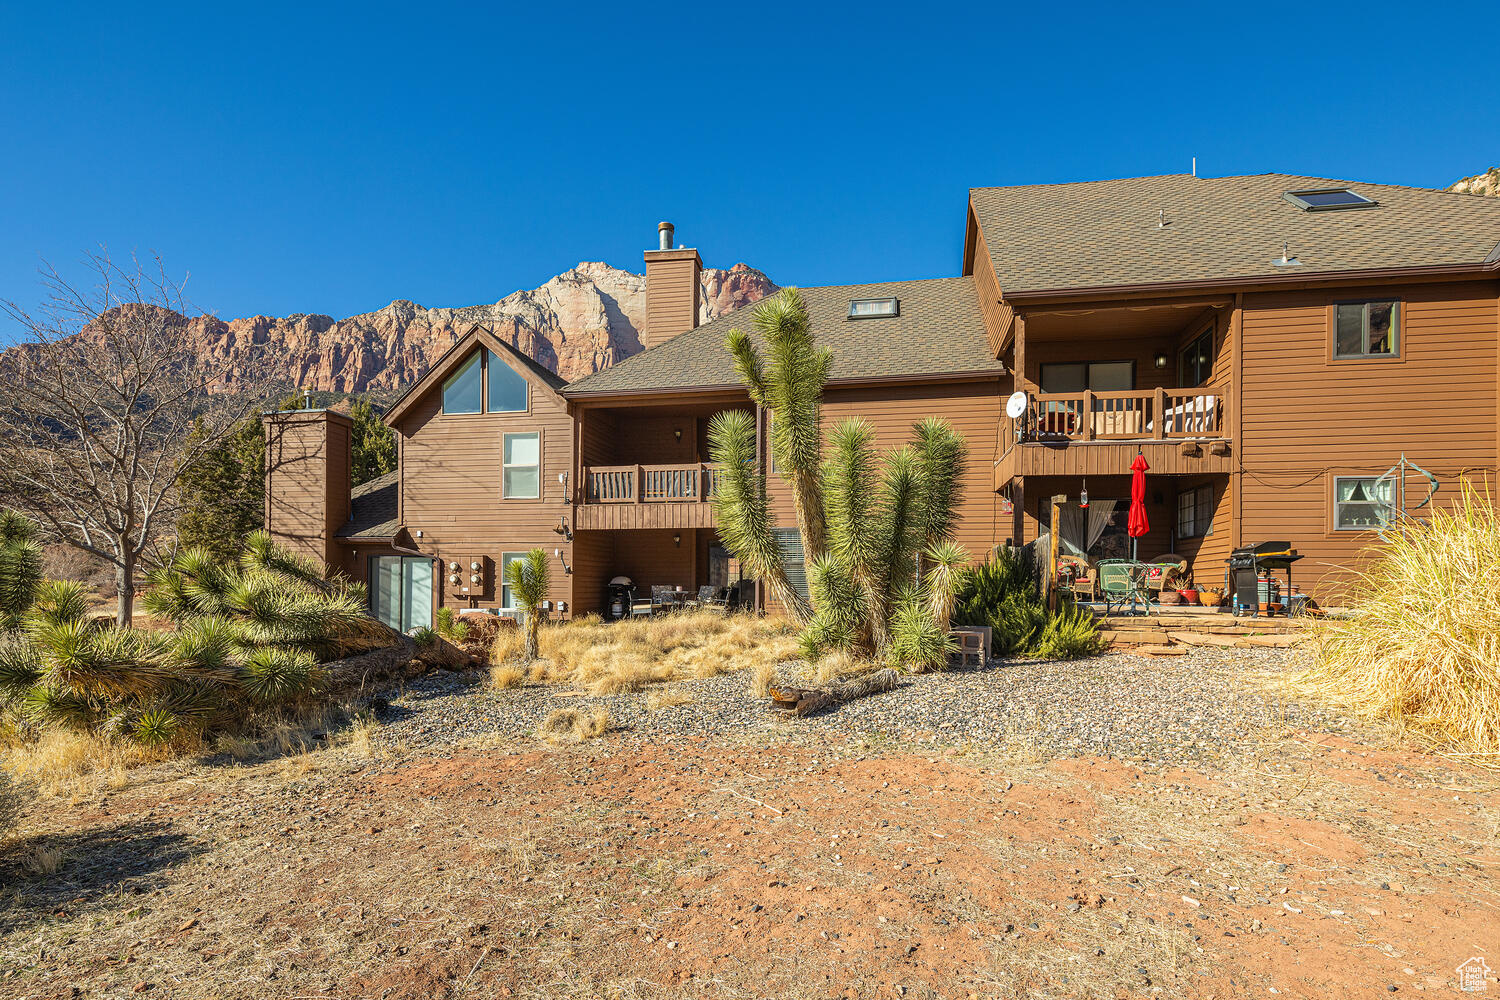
[370,556,434,632]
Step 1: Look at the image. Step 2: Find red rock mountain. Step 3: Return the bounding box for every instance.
[182,261,776,394]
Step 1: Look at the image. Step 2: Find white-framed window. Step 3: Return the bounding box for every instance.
[503,432,540,499]
[1334,476,1395,531]
[499,551,525,610]
[1176,485,1214,539]
[442,352,483,414]
[1333,301,1399,359]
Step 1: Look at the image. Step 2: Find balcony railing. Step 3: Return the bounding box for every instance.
[1010,387,1224,444]
[583,463,722,503]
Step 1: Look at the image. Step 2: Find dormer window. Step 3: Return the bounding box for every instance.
[1283,188,1377,212]
[848,297,899,319]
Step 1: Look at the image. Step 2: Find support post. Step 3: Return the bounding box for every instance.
[1154,387,1168,440]
[1047,493,1065,614]
[1081,390,1095,441]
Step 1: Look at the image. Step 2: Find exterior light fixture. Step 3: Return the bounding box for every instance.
[672,533,681,547]
[1153,352,1168,369]
[554,548,573,575]
[673,428,683,442]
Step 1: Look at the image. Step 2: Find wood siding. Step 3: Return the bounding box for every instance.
[970,219,1011,356]
[996,440,1233,485]
[394,353,577,614]
[1237,280,1500,599]
[643,250,701,351]
[766,379,1009,563]
[263,411,351,569]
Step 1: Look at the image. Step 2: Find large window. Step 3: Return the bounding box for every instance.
[1334,301,1399,359]
[442,352,483,414]
[442,348,530,413]
[503,432,540,499]
[1179,327,1214,387]
[1039,361,1134,393]
[1334,477,1394,531]
[1177,485,1214,539]
[488,354,529,412]
[370,556,434,632]
[772,529,808,600]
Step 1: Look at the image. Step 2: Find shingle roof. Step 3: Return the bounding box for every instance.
[337,471,399,539]
[501,337,570,393]
[970,173,1500,296]
[564,276,1002,396]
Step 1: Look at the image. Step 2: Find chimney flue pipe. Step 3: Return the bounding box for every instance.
[658,221,674,250]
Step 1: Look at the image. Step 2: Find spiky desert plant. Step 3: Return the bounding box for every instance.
[507,548,550,662]
[708,409,812,624]
[726,289,830,567]
[886,587,956,674]
[0,509,44,630]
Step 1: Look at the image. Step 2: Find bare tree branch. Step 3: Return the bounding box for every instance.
[0,249,287,624]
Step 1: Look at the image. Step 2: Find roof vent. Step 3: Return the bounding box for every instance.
[1283,188,1377,212]
[1272,241,1302,268]
[848,297,899,319]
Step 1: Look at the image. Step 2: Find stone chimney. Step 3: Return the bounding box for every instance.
[642,220,702,351]
[262,407,352,571]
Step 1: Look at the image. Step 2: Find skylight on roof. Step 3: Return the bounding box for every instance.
[1283,188,1377,212]
[848,297,899,319]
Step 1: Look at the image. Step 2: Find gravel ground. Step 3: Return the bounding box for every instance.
[373,647,1348,765]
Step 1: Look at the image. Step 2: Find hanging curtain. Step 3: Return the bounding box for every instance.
[1084,500,1118,553]
[1057,506,1088,556]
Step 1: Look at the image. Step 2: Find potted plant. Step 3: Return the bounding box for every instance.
[1158,588,1182,606]
[1178,586,1199,605]
[1198,589,1224,607]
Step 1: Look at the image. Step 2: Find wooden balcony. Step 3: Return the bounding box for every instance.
[575,463,721,530]
[995,387,1233,486]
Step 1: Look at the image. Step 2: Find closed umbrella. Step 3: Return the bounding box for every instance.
[1128,452,1150,560]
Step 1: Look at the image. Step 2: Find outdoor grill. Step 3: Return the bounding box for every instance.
[1226,542,1303,616]
[604,576,636,621]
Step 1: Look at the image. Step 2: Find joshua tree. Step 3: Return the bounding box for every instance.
[0,509,43,630]
[506,548,550,662]
[709,288,970,668]
[0,251,283,625]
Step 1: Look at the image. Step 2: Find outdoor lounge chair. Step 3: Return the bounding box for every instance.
[650,585,675,614]
[696,585,727,611]
[1057,554,1096,602]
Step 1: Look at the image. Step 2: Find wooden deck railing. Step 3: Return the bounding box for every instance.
[583,463,723,503]
[1007,387,1224,444]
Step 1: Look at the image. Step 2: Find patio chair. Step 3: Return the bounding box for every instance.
[1096,559,1149,614]
[1057,554,1096,602]
[696,585,727,611]
[1151,554,1190,591]
[650,585,675,615]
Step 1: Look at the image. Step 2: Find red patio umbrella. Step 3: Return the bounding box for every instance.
[1128,452,1151,560]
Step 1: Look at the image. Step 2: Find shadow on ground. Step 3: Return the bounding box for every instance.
[0,819,200,933]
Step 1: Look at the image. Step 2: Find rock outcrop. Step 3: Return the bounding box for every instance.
[1449,168,1500,198]
[182,261,777,394]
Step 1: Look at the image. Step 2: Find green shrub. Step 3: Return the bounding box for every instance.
[434,606,469,644]
[954,550,1102,660]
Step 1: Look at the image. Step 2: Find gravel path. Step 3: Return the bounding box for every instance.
[373,648,1348,765]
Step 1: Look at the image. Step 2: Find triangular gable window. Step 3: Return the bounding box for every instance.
[442,352,483,414]
[488,352,529,412]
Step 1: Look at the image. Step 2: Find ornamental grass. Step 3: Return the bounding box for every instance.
[1298,482,1500,760]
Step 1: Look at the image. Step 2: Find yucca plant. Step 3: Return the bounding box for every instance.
[506,548,550,662]
[709,289,973,671]
[0,509,44,631]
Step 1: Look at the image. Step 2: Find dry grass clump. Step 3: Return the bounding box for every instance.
[537,707,611,744]
[0,767,27,844]
[490,663,525,689]
[490,623,527,666]
[2,729,169,798]
[530,611,797,696]
[1299,483,1500,758]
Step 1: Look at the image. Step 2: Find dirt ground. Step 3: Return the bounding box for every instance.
[2,695,1498,998]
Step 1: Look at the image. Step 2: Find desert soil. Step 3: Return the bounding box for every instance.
[2,649,1498,999]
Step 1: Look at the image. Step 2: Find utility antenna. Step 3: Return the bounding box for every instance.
[1192,156,1197,177]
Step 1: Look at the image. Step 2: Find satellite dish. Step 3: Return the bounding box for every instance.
[1005,390,1029,420]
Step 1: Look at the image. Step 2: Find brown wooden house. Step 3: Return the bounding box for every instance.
[265,173,1500,628]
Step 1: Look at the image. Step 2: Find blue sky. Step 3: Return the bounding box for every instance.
[2,2,1496,341]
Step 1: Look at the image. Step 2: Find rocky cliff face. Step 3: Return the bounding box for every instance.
[1449,168,1500,197]
[189,261,777,394]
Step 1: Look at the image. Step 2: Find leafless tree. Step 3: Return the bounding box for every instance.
[0,251,281,625]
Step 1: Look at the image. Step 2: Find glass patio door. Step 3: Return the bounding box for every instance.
[370,556,434,632]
